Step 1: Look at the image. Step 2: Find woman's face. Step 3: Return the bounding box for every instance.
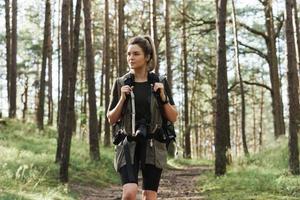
[127,44,148,70]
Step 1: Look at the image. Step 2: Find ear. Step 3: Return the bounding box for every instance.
[146,55,151,62]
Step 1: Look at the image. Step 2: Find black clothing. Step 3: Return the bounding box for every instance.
[108,79,175,113]
[109,74,175,192]
[133,81,151,122]
[118,141,163,191]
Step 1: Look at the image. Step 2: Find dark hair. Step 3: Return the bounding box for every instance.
[128,35,157,71]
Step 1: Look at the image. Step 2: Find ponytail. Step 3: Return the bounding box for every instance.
[143,35,157,72]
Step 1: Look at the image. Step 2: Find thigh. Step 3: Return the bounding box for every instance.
[142,164,162,192]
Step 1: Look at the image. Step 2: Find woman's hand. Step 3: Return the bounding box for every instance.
[120,85,133,100]
[152,83,166,101]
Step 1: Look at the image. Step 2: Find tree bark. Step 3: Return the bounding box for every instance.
[21,75,28,122]
[263,0,285,138]
[164,0,172,89]
[164,0,175,157]
[231,0,248,156]
[5,0,11,104]
[215,0,229,176]
[9,0,17,118]
[104,0,111,147]
[59,0,71,182]
[57,0,62,127]
[48,28,53,125]
[59,0,82,183]
[182,1,191,159]
[118,0,126,76]
[285,0,300,175]
[83,0,100,161]
[37,0,51,130]
[292,0,300,70]
[150,0,159,73]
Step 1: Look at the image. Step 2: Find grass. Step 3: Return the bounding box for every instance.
[0,118,119,200]
[3,118,299,200]
[198,137,300,200]
[168,157,213,169]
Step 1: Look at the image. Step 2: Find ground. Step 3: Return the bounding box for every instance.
[71,165,212,200]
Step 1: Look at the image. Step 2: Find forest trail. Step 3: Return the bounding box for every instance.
[72,165,212,200]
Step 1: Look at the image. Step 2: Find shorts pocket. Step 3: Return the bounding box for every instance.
[154,140,167,169]
[114,139,136,172]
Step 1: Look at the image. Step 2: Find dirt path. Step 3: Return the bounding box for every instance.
[72,165,211,200]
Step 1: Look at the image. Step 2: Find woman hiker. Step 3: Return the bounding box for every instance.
[107,35,178,200]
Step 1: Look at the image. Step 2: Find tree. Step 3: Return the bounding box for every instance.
[37,0,51,130]
[164,0,175,157]
[285,0,300,175]
[118,0,126,76]
[59,0,71,182]
[231,0,248,156]
[83,0,100,161]
[182,1,191,158]
[5,0,11,103]
[48,22,53,125]
[9,0,17,118]
[59,0,82,183]
[164,0,172,89]
[104,0,111,147]
[57,0,62,127]
[239,0,285,138]
[215,0,229,176]
[150,0,159,73]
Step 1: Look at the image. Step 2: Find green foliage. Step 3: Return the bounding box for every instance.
[198,137,300,199]
[0,119,118,199]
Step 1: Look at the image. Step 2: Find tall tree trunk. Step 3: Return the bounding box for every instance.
[83,0,100,161]
[215,0,229,176]
[80,44,87,139]
[285,0,300,175]
[56,0,70,164]
[9,0,17,118]
[37,0,51,130]
[104,0,111,147]
[21,75,28,122]
[5,0,11,104]
[259,84,264,151]
[48,30,53,125]
[182,1,191,159]
[293,1,300,99]
[150,0,159,73]
[118,0,126,76]
[252,84,257,153]
[264,0,285,138]
[59,0,71,182]
[164,0,172,92]
[231,0,248,156]
[292,0,300,70]
[99,49,105,143]
[57,0,62,127]
[59,0,82,183]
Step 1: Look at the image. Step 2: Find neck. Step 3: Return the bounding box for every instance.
[130,67,148,82]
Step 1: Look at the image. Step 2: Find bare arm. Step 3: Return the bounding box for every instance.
[153,82,178,123]
[162,103,178,123]
[106,85,132,124]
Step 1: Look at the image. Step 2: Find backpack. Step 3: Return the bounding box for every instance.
[148,72,177,149]
[113,72,176,149]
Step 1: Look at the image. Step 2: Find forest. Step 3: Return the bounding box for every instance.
[0,0,300,199]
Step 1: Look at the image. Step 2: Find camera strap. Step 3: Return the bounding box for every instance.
[130,91,136,136]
